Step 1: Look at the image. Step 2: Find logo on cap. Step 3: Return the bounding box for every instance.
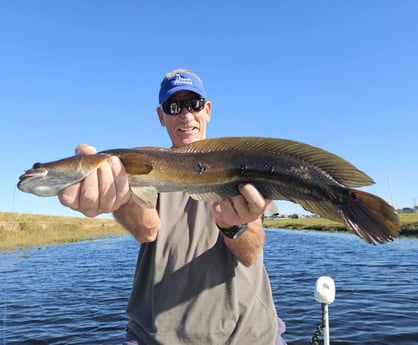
[174,73,193,85]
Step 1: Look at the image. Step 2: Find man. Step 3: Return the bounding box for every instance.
[59,69,286,344]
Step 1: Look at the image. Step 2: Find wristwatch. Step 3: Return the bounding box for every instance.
[217,223,248,239]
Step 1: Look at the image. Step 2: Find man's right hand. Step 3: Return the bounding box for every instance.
[58,144,132,218]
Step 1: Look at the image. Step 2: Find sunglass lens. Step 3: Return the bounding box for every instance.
[162,101,181,115]
[169,102,181,114]
[162,99,205,115]
[190,99,203,111]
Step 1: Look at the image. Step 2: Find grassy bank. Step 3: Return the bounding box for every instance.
[0,212,126,250]
[2,212,417,251]
[264,213,418,236]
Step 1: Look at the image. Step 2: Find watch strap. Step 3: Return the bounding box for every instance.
[217,223,248,239]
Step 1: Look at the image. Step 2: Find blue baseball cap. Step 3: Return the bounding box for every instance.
[159,70,206,104]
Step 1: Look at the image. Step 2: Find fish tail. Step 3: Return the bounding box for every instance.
[339,189,400,245]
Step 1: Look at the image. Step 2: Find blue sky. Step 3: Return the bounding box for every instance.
[1,1,417,218]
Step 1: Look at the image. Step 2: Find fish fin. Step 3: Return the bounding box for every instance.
[294,189,400,244]
[120,153,153,175]
[189,193,221,202]
[292,199,344,223]
[102,149,153,175]
[337,189,400,245]
[255,182,400,245]
[189,184,240,202]
[254,183,345,221]
[174,137,374,188]
[130,185,158,208]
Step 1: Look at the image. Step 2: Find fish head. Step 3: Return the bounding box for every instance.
[17,154,110,197]
[18,163,72,196]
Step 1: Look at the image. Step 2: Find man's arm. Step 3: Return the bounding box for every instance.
[222,218,265,267]
[212,184,270,267]
[113,197,161,242]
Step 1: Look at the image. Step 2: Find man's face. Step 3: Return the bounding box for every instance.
[157,91,211,148]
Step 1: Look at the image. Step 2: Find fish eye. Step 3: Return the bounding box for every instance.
[33,162,41,169]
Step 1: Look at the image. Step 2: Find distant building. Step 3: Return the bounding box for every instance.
[401,207,416,213]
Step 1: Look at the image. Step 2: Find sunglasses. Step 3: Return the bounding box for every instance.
[161,98,205,115]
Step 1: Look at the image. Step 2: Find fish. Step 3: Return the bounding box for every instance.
[17,137,400,245]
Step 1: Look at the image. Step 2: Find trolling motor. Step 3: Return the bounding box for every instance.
[310,276,336,345]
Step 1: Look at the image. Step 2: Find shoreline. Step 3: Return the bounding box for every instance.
[1,212,417,251]
[264,214,418,237]
[0,212,126,251]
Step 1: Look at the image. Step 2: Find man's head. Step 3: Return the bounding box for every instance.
[157,69,211,148]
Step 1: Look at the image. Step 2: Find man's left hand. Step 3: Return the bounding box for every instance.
[212,183,271,228]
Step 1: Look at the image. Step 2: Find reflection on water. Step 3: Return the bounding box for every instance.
[1,230,418,345]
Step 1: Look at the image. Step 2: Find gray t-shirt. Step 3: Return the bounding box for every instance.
[126,192,278,345]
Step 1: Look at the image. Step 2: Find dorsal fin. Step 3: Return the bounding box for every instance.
[172,137,374,188]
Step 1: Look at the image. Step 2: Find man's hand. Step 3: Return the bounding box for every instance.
[212,183,271,228]
[211,184,271,266]
[58,144,131,217]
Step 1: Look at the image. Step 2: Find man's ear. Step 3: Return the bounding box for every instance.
[205,101,212,122]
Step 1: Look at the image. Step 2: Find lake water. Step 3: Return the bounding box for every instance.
[1,229,417,345]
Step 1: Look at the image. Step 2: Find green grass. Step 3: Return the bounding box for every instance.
[263,213,418,236]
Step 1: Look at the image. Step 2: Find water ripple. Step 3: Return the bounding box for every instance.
[2,231,418,344]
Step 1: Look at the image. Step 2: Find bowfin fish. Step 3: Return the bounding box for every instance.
[17,137,400,245]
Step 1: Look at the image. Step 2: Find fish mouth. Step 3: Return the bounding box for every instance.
[19,169,48,181]
[17,169,49,194]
